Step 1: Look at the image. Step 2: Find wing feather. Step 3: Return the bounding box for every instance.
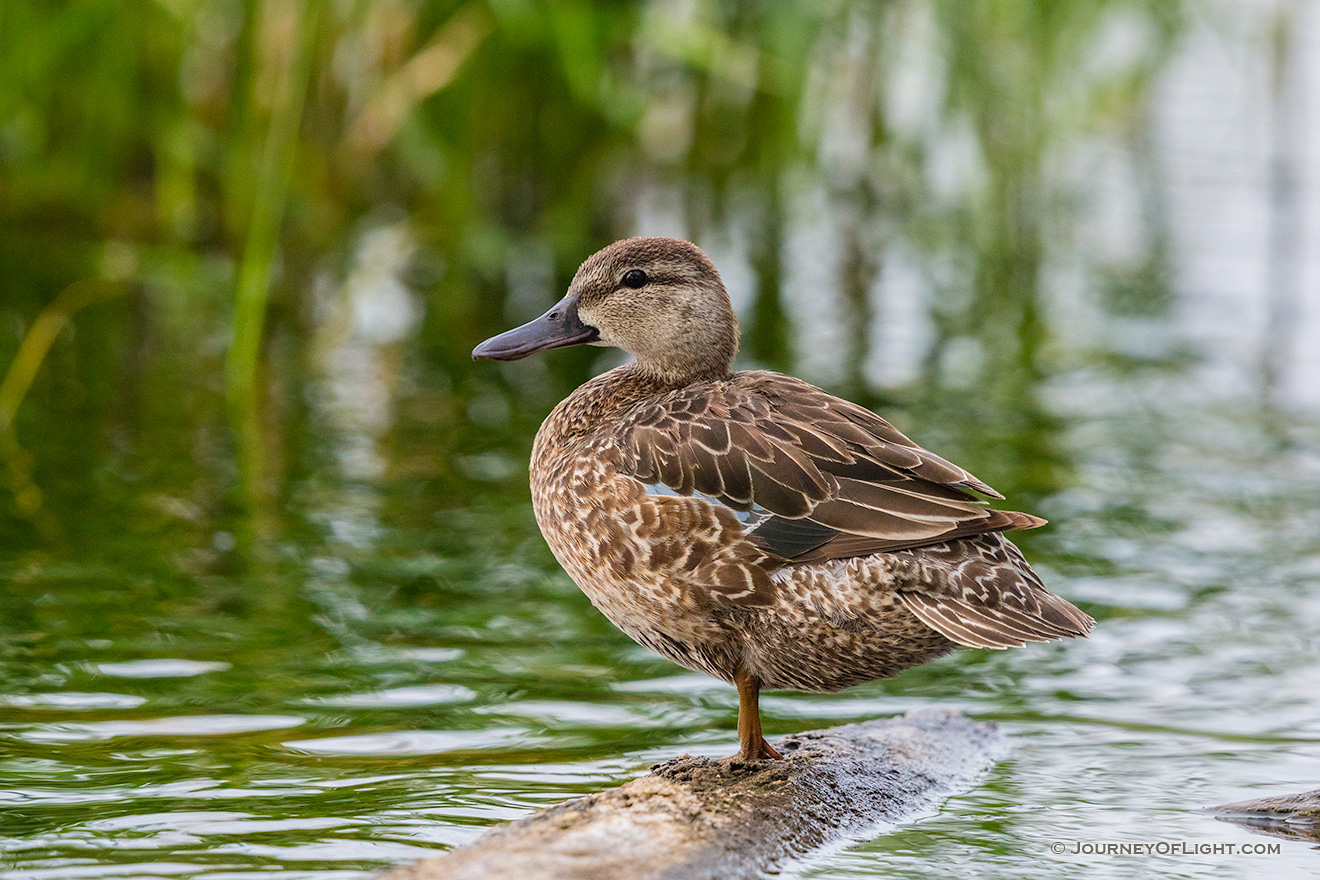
[895,534,1094,648]
[899,593,1030,649]
[688,444,726,497]
[719,449,754,505]
[609,370,1037,563]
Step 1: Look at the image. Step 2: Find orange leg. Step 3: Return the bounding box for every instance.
[733,668,783,761]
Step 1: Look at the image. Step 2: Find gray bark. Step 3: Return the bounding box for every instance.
[1210,789,1320,842]
[378,708,1006,880]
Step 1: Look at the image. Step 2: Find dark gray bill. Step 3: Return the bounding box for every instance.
[472,296,599,361]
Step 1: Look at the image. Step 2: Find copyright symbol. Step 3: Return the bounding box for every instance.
[1050,842,1066,854]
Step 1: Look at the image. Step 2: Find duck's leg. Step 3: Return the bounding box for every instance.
[733,668,783,761]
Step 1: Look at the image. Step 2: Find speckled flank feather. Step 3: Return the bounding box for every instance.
[897,536,1097,649]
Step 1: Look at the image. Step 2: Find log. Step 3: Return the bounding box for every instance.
[1209,789,1320,843]
[379,708,1006,880]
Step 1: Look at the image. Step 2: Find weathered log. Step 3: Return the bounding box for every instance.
[1210,788,1320,843]
[379,708,1006,880]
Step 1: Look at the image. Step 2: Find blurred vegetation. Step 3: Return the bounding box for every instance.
[0,0,1182,552]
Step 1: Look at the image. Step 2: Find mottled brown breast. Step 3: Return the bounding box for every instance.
[529,368,780,679]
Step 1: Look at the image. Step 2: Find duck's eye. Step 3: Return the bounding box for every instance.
[621,269,648,289]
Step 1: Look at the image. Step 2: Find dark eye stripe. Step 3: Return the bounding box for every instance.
[622,269,647,288]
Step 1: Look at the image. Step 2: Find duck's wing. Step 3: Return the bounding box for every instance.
[895,535,1094,648]
[608,370,1043,565]
[607,371,1091,642]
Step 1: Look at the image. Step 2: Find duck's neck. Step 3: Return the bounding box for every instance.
[633,358,732,388]
[537,363,712,449]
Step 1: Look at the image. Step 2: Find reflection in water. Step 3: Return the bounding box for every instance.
[3,1,1320,879]
[1157,2,1320,411]
[310,222,421,549]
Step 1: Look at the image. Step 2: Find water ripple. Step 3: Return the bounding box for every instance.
[283,728,526,756]
[0,693,147,710]
[303,685,475,708]
[20,715,307,742]
[92,661,231,679]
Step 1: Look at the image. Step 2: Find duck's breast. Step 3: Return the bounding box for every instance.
[531,437,761,679]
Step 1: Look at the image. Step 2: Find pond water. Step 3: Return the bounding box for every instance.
[7,330,1320,880]
[5,2,1320,879]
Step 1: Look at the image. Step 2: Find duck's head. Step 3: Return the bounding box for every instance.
[473,237,738,383]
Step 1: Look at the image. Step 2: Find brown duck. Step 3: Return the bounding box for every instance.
[474,237,1093,761]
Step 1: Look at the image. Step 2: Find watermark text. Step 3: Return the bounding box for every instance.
[1050,841,1281,857]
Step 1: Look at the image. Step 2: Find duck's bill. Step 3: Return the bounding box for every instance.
[472,298,600,361]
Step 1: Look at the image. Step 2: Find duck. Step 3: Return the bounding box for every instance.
[473,236,1093,761]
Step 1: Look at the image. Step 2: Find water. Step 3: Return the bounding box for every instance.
[6,1,1320,878]
[6,322,1320,880]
